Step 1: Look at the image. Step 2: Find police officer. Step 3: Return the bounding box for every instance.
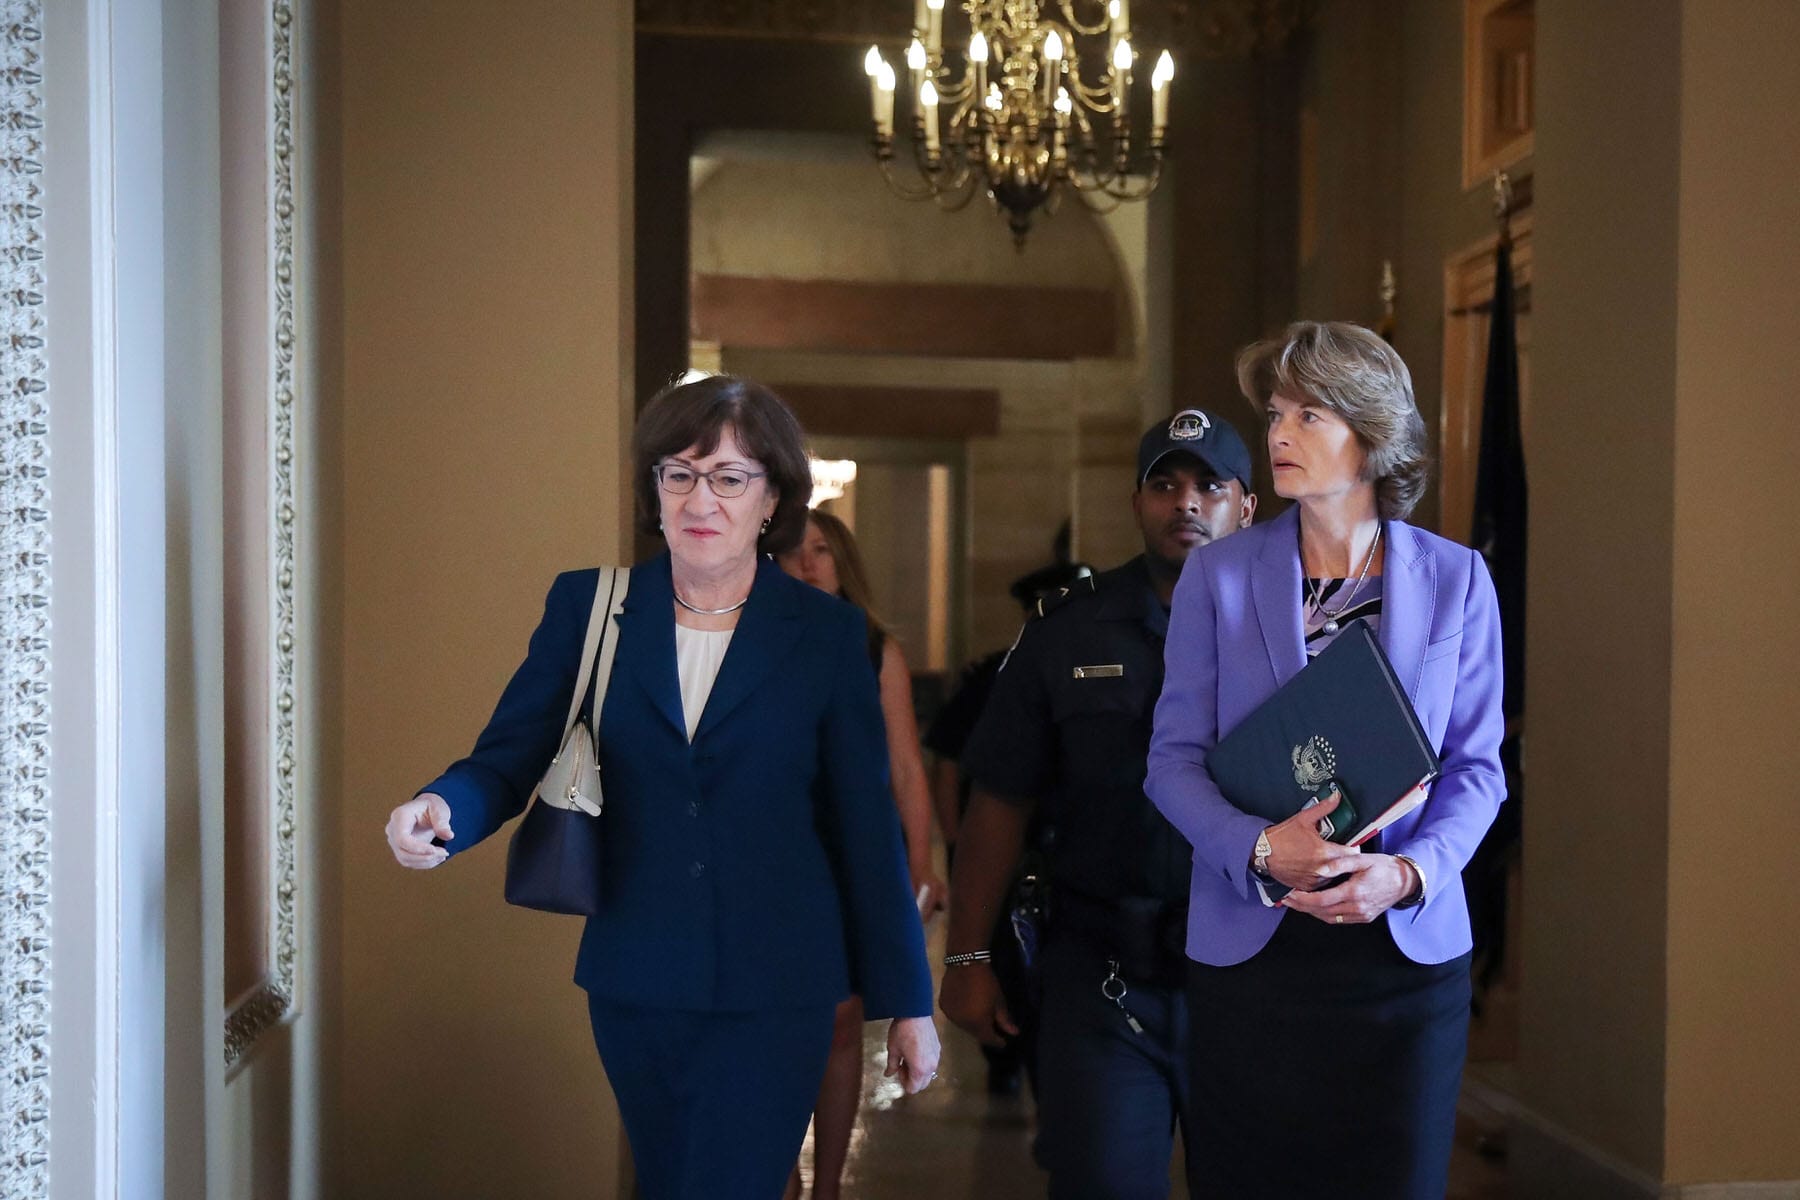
[940,410,1256,1200]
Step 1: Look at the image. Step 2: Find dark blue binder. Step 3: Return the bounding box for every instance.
[1208,620,1440,895]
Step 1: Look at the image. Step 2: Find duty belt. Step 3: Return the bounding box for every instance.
[1052,890,1188,988]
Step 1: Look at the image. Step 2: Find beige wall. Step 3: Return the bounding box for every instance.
[335,2,633,1196]
[692,157,1125,293]
[1664,0,1800,1183]
[1523,0,1681,1178]
[1527,0,1800,1188]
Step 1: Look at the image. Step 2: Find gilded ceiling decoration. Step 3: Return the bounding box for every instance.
[637,0,1312,59]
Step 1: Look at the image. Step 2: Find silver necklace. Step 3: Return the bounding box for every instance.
[1306,524,1381,636]
[673,588,749,616]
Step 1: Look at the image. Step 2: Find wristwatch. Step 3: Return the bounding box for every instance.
[1252,828,1274,879]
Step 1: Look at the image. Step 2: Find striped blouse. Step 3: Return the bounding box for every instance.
[1302,574,1384,658]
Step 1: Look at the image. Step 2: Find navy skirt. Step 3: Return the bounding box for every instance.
[1183,913,1471,1200]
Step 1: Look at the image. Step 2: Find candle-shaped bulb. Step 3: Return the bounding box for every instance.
[907,39,927,71]
[925,0,944,54]
[1151,51,1172,132]
[1044,30,1064,62]
[1113,38,1133,73]
[877,61,897,134]
[985,83,1003,112]
[921,79,939,106]
[865,47,886,130]
[926,0,943,9]
[1055,86,1073,116]
[1152,50,1174,89]
[921,79,941,150]
[970,31,988,63]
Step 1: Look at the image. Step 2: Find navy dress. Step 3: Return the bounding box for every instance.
[420,554,933,1200]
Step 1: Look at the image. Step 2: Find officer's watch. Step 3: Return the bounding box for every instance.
[1252,828,1274,879]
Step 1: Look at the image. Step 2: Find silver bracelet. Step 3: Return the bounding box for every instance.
[943,950,993,967]
[1392,853,1427,909]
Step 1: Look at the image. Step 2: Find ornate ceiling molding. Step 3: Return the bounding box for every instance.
[636,0,1312,59]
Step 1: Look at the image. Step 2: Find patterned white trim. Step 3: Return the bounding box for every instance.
[1,4,52,1194]
[223,0,299,1068]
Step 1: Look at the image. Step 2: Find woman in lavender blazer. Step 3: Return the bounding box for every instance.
[1146,322,1505,1198]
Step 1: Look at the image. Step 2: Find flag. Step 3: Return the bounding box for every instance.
[1465,231,1528,999]
[1472,235,1527,719]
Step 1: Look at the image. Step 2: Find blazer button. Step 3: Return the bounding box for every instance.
[687,800,699,817]
[689,861,706,878]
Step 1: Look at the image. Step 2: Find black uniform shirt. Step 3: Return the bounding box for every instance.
[960,557,1191,906]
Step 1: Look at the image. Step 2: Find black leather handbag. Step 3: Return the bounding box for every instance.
[503,567,629,915]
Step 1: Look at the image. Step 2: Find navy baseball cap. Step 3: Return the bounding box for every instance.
[1137,408,1253,489]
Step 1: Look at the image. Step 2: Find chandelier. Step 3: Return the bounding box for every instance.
[864,0,1173,248]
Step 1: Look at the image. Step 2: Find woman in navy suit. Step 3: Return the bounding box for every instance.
[1146,323,1506,1198]
[384,376,941,1200]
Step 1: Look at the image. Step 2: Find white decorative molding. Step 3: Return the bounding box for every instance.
[223,0,299,1068]
[1,4,52,1195]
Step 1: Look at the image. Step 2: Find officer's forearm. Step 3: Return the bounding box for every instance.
[945,788,1032,956]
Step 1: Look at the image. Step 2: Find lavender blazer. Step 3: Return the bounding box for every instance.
[1146,506,1506,967]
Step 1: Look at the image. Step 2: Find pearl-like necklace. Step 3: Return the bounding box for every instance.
[1305,524,1382,637]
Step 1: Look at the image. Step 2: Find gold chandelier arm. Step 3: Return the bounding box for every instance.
[1054,0,1111,37]
[877,154,952,202]
[932,62,978,106]
[1068,73,1124,113]
[1067,154,1164,201]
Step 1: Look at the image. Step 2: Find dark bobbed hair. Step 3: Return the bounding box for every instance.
[631,375,813,554]
[1235,321,1432,521]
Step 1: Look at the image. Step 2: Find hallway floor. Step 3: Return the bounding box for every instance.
[792,919,1513,1199]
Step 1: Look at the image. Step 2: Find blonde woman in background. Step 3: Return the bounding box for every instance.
[778,509,947,1200]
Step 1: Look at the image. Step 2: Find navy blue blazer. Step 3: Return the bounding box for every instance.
[421,553,934,1019]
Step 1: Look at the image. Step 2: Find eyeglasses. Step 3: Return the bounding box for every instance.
[654,463,766,499]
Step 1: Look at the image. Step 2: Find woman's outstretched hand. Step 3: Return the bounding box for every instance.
[386,792,453,869]
[885,1016,942,1095]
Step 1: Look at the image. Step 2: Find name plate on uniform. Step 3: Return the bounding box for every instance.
[1071,664,1124,679]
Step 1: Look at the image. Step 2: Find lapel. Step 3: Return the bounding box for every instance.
[1251,507,1307,688]
[1377,520,1434,703]
[612,551,686,736]
[694,556,807,741]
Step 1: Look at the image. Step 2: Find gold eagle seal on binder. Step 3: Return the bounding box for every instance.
[1291,735,1337,791]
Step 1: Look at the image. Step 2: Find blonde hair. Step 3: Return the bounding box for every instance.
[1235,321,1431,520]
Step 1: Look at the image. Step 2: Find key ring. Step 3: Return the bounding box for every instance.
[1100,959,1128,1003]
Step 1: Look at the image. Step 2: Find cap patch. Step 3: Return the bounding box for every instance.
[1168,409,1211,441]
